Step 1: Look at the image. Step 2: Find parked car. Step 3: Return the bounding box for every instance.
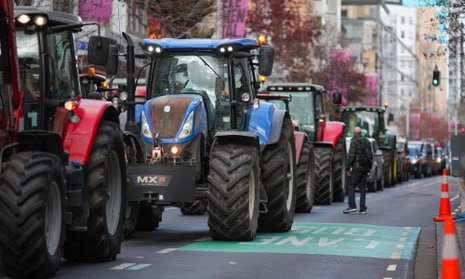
[408,141,433,178]
[396,139,410,182]
[367,138,384,192]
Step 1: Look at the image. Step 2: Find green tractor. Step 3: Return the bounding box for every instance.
[340,106,397,187]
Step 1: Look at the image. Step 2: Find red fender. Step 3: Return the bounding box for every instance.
[60,99,117,165]
[294,131,307,166]
[322,121,345,150]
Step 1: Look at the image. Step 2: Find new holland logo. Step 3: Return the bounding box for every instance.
[164,105,171,112]
[136,175,170,186]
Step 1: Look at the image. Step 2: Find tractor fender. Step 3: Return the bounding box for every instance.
[123,131,146,162]
[212,131,260,151]
[62,99,120,165]
[0,131,66,168]
[247,101,275,145]
[294,131,308,166]
[322,121,345,150]
[268,109,288,145]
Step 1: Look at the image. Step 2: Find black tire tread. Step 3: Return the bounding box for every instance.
[314,147,333,205]
[258,118,296,232]
[0,152,65,279]
[332,139,346,202]
[295,141,315,213]
[64,121,126,262]
[207,144,259,241]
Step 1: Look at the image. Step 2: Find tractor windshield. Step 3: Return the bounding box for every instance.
[343,110,380,138]
[267,92,315,125]
[150,54,227,106]
[16,30,79,102]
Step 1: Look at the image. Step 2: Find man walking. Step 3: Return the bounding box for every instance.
[344,127,372,214]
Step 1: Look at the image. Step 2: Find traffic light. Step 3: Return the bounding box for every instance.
[432,69,440,86]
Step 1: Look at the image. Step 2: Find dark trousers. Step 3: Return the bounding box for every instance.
[347,170,367,211]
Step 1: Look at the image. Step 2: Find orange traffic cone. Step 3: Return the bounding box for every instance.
[434,169,455,222]
[441,216,461,279]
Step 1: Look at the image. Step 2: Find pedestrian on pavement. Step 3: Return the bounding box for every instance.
[344,126,372,214]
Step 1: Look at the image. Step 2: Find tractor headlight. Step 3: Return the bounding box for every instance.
[33,15,47,26]
[178,111,194,139]
[141,112,152,138]
[16,14,31,24]
[436,157,442,163]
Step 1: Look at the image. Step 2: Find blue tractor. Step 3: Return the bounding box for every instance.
[118,37,297,240]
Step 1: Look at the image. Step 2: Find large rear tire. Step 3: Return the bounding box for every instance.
[332,138,346,202]
[295,141,315,213]
[207,144,260,241]
[180,199,207,215]
[259,118,296,232]
[65,121,127,262]
[314,147,334,205]
[0,152,65,278]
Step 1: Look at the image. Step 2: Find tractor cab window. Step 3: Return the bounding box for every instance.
[46,31,79,100]
[343,111,379,138]
[151,54,227,106]
[267,91,315,127]
[16,31,41,102]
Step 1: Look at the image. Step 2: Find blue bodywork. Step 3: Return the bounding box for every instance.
[139,94,207,145]
[140,38,259,51]
[247,101,276,145]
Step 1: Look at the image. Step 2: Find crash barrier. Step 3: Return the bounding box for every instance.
[441,216,461,279]
[435,169,455,222]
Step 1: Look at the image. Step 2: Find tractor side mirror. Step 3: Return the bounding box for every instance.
[332,92,342,105]
[258,45,274,76]
[88,36,119,75]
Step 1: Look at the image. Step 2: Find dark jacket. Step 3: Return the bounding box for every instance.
[348,136,371,172]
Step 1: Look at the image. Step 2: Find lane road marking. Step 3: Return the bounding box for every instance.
[386,264,397,272]
[111,263,136,270]
[156,248,177,254]
[451,194,459,202]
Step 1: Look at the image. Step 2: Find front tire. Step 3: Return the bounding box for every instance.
[65,121,127,262]
[135,204,161,231]
[180,199,207,215]
[314,147,334,205]
[259,118,297,232]
[332,139,346,202]
[207,144,260,241]
[295,141,315,213]
[0,152,65,278]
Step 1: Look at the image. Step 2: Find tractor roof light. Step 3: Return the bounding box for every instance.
[87,67,96,76]
[259,75,267,83]
[33,15,47,26]
[257,35,267,45]
[218,45,235,54]
[384,102,389,108]
[16,14,31,24]
[145,44,163,55]
[64,100,79,111]
[101,81,109,88]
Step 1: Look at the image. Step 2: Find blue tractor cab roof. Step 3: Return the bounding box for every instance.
[140,38,259,52]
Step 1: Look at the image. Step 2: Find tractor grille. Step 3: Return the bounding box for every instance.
[150,96,194,139]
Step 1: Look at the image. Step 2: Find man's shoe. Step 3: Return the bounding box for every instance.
[343,207,357,214]
[360,210,367,215]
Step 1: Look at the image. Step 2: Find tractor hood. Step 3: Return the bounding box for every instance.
[140,94,207,144]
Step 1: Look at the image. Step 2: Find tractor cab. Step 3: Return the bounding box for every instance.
[14,8,82,130]
[341,106,388,146]
[265,83,327,142]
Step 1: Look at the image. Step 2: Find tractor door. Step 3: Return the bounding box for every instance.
[0,13,13,148]
[314,93,325,142]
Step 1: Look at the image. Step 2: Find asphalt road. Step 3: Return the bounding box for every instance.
[1,175,452,279]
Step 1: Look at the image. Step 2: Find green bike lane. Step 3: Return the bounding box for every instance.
[56,176,445,279]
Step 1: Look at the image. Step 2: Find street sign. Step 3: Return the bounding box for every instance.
[76,40,89,51]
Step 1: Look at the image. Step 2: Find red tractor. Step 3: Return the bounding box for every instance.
[0,5,127,278]
[266,84,346,205]
[256,93,315,213]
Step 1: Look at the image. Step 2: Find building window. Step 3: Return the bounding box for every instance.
[401,16,405,24]
[341,10,347,17]
[409,17,413,24]
[401,31,405,38]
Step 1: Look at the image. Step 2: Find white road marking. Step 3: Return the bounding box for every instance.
[396,244,405,249]
[383,277,393,279]
[313,206,321,209]
[229,261,237,265]
[386,264,397,271]
[401,232,409,236]
[156,248,177,254]
[451,194,459,202]
[399,237,407,242]
[194,237,211,242]
[403,227,412,230]
[391,252,401,259]
[110,263,136,270]
[136,256,144,259]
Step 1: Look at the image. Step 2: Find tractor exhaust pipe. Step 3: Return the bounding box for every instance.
[122,32,137,134]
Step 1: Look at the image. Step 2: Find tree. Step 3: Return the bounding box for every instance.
[312,49,369,106]
[144,0,216,38]
[247,0,321,82]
